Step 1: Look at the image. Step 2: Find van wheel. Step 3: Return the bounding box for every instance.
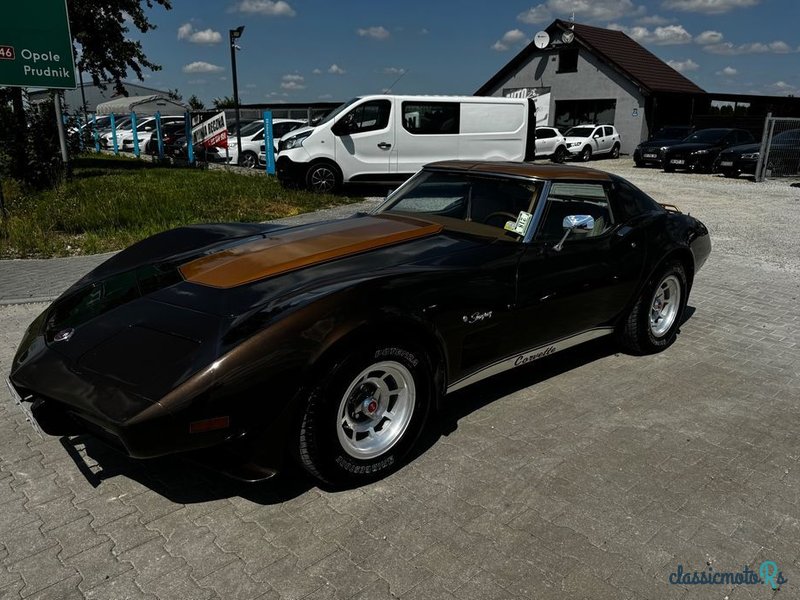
[610,144,620,159]
[579,146,592,162]
[306,162,341,193]
[552,146,567,164]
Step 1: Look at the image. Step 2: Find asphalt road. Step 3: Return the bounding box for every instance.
[1,159,799,599]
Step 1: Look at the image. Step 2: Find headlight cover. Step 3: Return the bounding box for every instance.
[692,149,710,155]
[741,152,759,160]
[280,130,312,151]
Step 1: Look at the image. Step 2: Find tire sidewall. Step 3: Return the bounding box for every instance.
[305,161,341,193]
[640,262,688,350]
[301,343,432,486]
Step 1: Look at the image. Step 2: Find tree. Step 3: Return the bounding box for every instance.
[213,96,236,109]
[187,95,205,110]
[167,88,183,102]
[68,0,172,95]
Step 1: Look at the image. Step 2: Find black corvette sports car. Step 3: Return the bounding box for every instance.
[7,162,710,487]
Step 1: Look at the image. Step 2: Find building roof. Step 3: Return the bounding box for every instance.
[476,19,705,97]
[95,95,186,116]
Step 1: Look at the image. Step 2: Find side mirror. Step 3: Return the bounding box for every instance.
[554,214,595,251]
[593,133,602,139]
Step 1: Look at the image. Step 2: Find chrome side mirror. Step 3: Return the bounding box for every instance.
[554,214,594,251]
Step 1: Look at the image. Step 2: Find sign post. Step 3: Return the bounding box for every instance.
[0,0,77,89]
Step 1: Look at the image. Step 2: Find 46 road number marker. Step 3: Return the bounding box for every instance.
[0,46,15,60]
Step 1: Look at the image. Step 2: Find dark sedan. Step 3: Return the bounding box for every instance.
[8,162,710,488]
[714,128,800,178]
[663,128,755,173]
[633,125,694,168]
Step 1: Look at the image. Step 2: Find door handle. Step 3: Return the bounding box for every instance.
[377,142,392,149]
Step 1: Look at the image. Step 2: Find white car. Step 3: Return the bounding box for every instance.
[563,124,621,161]
[534,126,568,163]
[228,119,306,169]
[119,116,184,152]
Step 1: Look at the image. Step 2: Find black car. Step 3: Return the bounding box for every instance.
[633,126,694,168]
[7,162,710,488]
[663,128,755,173]
[144,122,187,156]
[714,128,800,178]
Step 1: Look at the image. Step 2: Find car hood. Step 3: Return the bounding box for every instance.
[637,138,684,150]
[665,142,717,153]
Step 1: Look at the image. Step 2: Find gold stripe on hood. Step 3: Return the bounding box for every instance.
[179,213,443,288]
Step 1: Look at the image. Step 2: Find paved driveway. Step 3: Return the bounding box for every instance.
[1,161,799,599]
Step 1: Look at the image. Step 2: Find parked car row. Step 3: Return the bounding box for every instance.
[634,126,800,178]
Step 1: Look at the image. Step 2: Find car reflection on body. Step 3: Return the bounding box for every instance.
[7,162,710,488]
[714,128,800,178]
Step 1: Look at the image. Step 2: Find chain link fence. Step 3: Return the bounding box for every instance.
[755,115,800,181]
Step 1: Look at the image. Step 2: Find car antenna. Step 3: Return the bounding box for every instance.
[384,69,409,93]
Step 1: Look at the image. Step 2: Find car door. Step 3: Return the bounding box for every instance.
[535,128,554,157]
[590,126,605,154]
[332,98,394,180]
[510,180,647,352]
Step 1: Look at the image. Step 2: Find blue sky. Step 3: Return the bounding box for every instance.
[131,0,800,104]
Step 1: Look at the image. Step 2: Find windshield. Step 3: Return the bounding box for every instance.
[239,121,264,137]
[683,129,727,144]
[774,129,800,144]
[565,126,595,138]
[380,170,541,239]
[317,98,360,126]
[652,127,690,140]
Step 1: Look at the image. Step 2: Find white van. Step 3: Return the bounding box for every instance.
[276,95,534,192]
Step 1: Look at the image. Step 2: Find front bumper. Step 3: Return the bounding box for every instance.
[714,155,757,176]
[634,147,663,166]
[276,155,309,185]
[664,153,715,171]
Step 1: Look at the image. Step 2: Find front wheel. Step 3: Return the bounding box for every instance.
[305,162,341,193]
[579,146,592,162]
[297,343,433,487]
[239,151,258,169]
[551,146,567,164]
[617,261,688,354]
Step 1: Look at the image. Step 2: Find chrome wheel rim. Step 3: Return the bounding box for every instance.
[649,275,681,337]
[336,361,415,459]
[310,166,336,192]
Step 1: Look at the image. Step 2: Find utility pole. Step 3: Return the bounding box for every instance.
[229,26,245,165]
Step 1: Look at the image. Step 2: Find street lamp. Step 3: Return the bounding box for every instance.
[229,25,245,164]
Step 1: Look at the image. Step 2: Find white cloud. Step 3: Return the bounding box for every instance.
[280,74,305,90]
[517,4,552,24]
[177,23,222,44]
[234,0,296,16]
[667,58,699,72]
[716,66,738,75]
[312,68,322,75]
[694,30,723,44]
[182,61,224,73]
[328,64,346,75]
[636,14,672,25]
[662,0,759,13]
[245,83,257,88]
[608,24,692,45]
[419,28,429,35]
[547,0,644,20]
[770,81,800,95]
[187,79,207,85]
[383,67,406,75]
[703,40,793,55]
[492,29,530,52]
[357,26,390,40]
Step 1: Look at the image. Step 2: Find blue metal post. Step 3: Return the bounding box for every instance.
[110,113,119,155]
[92,114,100,153]
[155,112,164,160]
[131,112,140,158]
[185,111,194,164]
[263,110,275,175]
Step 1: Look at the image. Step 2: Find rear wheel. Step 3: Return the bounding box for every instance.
[306,162,341,193]
[551,146,567,164]
[579,146,592,162]
[297,342,433,487]
[610,144,620,159]
[618,261,688,354]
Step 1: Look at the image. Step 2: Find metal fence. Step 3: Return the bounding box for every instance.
[755,114,800,182]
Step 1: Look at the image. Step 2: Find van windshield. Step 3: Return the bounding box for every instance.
[317,97,360,126]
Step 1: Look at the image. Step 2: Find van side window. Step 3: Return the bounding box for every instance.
[335,100,391,135]
[402,102,460,135]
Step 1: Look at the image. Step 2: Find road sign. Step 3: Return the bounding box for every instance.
[0,0,76,89]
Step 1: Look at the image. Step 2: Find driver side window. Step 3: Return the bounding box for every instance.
[536,182,614,241]
[335,100,391,135]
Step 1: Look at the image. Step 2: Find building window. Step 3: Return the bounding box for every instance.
[554,99,617,129]
[557,48,579,73]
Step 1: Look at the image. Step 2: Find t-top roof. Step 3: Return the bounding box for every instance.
[476,19,706,97]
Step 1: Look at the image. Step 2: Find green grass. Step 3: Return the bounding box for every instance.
[0,155,364,258]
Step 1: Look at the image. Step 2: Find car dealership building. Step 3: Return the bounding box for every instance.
[476,19,800,155]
